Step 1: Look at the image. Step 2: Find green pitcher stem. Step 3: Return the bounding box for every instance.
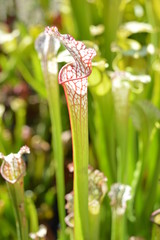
[64,85,89,240]
[7,180,28,240]
[89,209,100,240]
[113,87,129,183]
[111,209,125,240]
[151,225,160,240]
[71,106,89,240]
[26,193,39,233]
[151,210,160,240]
[102,0,122,67]
[42,58,66,239]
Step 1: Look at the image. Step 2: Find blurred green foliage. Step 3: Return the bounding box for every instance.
[0,0,160,239]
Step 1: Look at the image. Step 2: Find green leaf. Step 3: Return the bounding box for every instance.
[130,100,160,137]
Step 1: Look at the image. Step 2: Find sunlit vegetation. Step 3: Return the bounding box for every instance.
[0,0,160,239]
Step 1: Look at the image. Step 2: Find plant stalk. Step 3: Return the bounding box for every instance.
[62,77,89,240]
[26,192,39,234]
[70,94,89,240]
[42,57,66,239]
[7,180,28,240]
[111,209,125,240]
[151,210,160,240]
[89,208,100,240]
[102,0,122,67]
[70,0,91,40]
[112,84,129,183]
[151,225,160,240]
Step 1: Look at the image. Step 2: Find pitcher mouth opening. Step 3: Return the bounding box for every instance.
[58,62,92,85]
